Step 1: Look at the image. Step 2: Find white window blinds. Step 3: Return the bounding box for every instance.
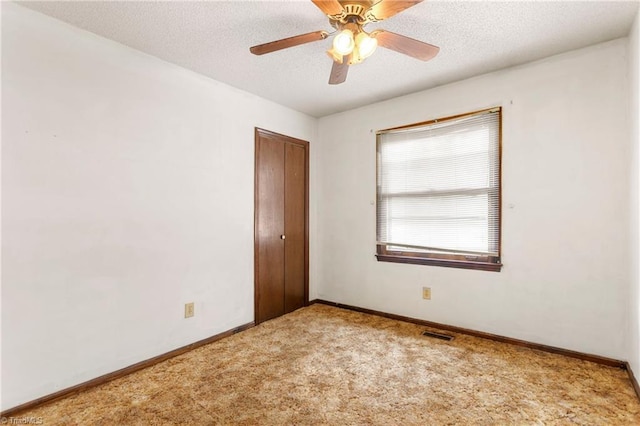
[376,108,501,258]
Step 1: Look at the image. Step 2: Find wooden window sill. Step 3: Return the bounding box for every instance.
[375,254,502,272]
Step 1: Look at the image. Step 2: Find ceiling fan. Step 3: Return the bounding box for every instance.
[249,0,439,85]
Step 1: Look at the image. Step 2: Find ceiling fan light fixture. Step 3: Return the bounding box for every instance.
[356,31,377,59]
[333,29,355,55]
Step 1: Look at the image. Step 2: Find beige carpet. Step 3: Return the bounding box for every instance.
[18,304,640,425]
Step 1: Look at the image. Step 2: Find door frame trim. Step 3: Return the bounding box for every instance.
[254,128,310,324]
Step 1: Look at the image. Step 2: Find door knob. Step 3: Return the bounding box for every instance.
[280,235,286,240]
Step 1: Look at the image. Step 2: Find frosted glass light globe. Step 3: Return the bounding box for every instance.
[357,33,378,59]
[333,30,355,55]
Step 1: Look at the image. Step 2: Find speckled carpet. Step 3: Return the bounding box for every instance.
[19,304,640,425]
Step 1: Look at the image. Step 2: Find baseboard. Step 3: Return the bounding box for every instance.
[311,299,626,369]
[625,362,640,401]
[1,321,255,418]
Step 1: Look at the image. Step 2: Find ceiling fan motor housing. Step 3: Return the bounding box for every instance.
[330,0,378,25]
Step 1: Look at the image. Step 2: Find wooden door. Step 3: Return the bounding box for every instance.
[255,128,308,324]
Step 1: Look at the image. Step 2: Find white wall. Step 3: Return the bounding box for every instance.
[1,3,317,410]
[317,39,630,360]
[629,8,640,376]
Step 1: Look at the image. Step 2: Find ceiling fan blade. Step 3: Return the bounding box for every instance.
[250,30,329,55]
[329,57,350,85]
[367,0,423,21]
[311,0,344,16]
[373,30,439,61]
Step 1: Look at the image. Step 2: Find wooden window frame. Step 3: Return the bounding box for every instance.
[375,107,503,272]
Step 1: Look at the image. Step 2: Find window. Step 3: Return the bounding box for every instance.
[376,108,502,272]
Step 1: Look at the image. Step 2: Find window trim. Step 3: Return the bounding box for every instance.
[375,107,503,272]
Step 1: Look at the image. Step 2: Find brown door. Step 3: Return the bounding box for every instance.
[255,128,308,324]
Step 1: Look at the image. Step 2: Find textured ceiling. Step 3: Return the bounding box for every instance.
[16,0,640,117]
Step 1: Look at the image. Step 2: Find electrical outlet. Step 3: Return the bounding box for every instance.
[422,287,431,300]
[185,302,195,318]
